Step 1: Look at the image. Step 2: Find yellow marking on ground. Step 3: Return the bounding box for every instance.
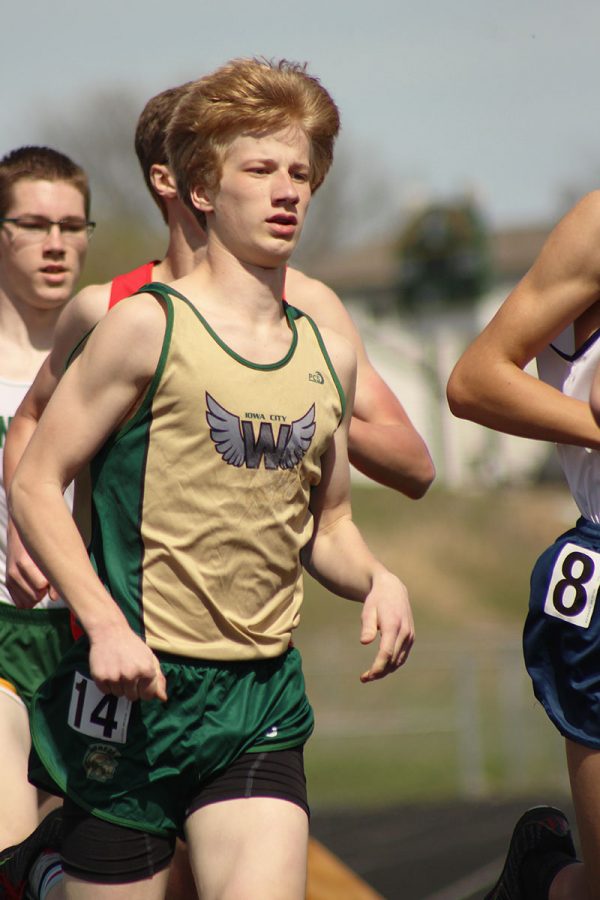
[307,837,385,899]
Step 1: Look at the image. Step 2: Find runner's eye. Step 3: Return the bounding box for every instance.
[16,217,49,233]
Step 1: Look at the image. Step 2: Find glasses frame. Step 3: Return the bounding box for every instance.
[0,216,96,240]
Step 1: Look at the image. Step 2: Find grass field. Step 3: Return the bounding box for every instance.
[297,483,577,810]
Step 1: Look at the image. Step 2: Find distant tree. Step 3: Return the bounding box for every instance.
[396,197,490,311]
[35,89,167,285]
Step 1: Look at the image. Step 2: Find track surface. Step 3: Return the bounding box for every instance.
[310,796,576,899]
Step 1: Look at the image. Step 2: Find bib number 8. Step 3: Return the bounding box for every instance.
[543,542,600,629]
[68,673,132,744]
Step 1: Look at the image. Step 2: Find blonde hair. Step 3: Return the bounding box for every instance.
[167,58,340,220]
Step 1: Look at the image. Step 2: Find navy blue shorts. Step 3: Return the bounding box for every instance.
[524,517,600,748]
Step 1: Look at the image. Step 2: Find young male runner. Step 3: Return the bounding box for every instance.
[9,57,414,900]
[2,82,430,900]
[446,192,600,898]
[4,85,434,611]
[0,146,92,895]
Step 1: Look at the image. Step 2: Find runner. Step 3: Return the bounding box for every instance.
[445,193,600,898]
[0,145,92,899]
[9,57,414,900]
[3,78,432,900]
[4,89,433,611]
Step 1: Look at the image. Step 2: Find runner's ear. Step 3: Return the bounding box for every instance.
[150,164,177,200]
[189,183,214,215]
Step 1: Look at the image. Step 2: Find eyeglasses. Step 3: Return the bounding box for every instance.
[0,216,96,242]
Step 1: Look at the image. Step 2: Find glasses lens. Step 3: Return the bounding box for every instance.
[5,217,92,243]
[11,217,49,240]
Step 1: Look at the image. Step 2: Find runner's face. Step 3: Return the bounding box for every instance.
[198,127,312,268]
[0,179,88,310]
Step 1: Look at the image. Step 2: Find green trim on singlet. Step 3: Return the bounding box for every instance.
[64,331,91,370]
[141,282,301,371]
[86,291,174,639]
[287,305,347,422]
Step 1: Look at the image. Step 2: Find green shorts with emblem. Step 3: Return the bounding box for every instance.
[0,603,73,709]
[29,638,314,837]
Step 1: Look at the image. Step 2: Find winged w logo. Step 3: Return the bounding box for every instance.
[206,393,316,470]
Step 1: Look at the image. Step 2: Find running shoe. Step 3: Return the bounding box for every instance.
[0,809,62,900]
[484,805,576,900]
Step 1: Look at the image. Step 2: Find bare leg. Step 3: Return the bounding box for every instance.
[185,797,308,900]
[165,839,198,899]
[562,738,600,900]
[550,860,588,900]
[63,868,170,900]
[0,690,38,847]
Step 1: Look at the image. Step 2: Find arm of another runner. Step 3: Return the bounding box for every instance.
[285,269,435,497]
[301,329,414,682]
[9,295,167,702]
[3,282,110,608]
[447,192,600,447]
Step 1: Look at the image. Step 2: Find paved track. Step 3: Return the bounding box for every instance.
[310,796,576,899]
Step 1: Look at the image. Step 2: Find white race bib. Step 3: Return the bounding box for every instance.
[67,673,132,744]
[543,542,600,629]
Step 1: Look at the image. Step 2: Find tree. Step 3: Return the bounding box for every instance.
[396,197,490,311]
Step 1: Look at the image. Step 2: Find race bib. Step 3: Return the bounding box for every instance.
[67,672,132,744]
[543,542,600,629]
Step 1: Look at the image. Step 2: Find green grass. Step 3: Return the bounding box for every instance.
[296,484,576,809]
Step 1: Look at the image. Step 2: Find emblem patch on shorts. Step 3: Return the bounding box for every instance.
[543,541,600,628]
[83,743,121,783]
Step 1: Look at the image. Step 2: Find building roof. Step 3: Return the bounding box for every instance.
[305,224,551,295]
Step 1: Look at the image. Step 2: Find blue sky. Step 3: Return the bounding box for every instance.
[4,0,600,234]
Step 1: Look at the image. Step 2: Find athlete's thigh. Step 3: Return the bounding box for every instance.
[63,868,170,900]
[566,738,600,899]
[0,689,39,845]
[165,839,199,900]
[185,797,308,900]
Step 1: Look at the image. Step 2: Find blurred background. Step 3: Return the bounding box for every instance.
[4,0,600,890]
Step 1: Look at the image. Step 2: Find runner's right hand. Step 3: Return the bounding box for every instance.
[5,520,53,608]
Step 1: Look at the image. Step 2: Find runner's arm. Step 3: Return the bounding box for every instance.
[286,269,434,496]
[9,295,167,701]
[447,192,600,448]
[300,329,414,682]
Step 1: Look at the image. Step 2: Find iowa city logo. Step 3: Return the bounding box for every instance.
[206,393,316,470]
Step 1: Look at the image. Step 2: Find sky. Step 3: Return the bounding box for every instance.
[3,0,600,239]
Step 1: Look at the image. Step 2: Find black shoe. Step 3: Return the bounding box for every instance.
[484,805,576,900]
[0,809,62,900]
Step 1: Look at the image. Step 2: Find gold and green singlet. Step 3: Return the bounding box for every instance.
[89,283,345,661]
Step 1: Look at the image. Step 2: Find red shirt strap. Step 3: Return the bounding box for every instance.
[108,261,157,309]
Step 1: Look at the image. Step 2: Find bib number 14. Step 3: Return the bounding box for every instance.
[543,542,600,629]
[67,673,132,744]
